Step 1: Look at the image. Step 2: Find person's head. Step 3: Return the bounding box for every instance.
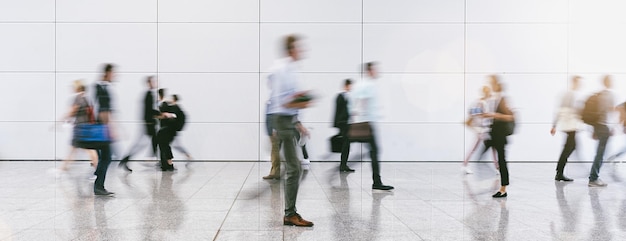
[103,63,115,82]
[158,88,166,100]
[343,79,352,92]
[172,94,179,103]
[488,75,501,93]
[365,62,378,79]
[481,85,492,98]
[284,34,302,61]
[571,76,581,90]
[603,75,613,89]
[73,80,86,93]
[146,76,156,89]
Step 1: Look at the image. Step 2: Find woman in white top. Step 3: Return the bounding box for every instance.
[463,85,498,174]
[550,76,582,182]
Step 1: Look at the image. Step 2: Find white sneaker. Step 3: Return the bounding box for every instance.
[588,179,608,187]
[301,159,310,170]
[464,167,473,174]
[87,174,97,180]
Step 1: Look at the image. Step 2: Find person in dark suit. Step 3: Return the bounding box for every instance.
[119,76,160,172]
[335,79,354,172]
[156,89,182,171]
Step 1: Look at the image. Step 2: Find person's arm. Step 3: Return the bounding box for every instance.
[63,104,79,122]
[551,93,568,136]
[486,98,514,122]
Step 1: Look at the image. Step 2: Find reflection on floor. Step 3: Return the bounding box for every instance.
[1,161,626,240]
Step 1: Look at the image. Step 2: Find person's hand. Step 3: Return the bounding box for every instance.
[482,113,495,118]
[550,127,556,136]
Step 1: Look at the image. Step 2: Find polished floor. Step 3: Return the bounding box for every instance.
[1,160,626,240]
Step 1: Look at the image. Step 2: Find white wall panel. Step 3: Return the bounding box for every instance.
[56,24,157,72]
[260,24,361,73]
[0,123,54,160]
[466,24,567,73]
[379,74,464,122]
[0,24,54,71]
[364,0,464,23]
[569,23,626,73]
[158,23,259,73]
[56,0,156,22]
[363,24,464,73]
[374,123,465,161]
[466,0,568,23]
[260,0,360,22]
[158,73,260,123]
[159,0,258,22]
[570,0,626,24]
[0,1,54,22]
[0,73,54,122]
[173,123,260,161]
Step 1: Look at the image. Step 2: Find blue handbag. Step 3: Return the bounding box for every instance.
[73,123,111,149]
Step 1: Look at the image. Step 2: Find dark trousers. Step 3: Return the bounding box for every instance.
[94,144,112,191]
[157,127,177,168]
[341,123,382,185]
[272,115,301,217]
[491,133,509,186]
[556,131,576,175]
[338,124,350,168]
[590,125,610,181]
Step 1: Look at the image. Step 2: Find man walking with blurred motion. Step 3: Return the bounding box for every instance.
[268,35,314,227]
[119,76,160,172]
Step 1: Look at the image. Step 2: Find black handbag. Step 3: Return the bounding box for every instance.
[348,122,372,142]
[330,134,343,153]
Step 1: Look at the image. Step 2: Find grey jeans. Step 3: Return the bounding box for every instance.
[272,115,302,217]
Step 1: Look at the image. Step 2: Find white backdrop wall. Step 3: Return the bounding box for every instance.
[2,0,626,162]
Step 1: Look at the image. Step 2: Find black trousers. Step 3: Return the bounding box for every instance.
[157,127,177,168]
[94,144,112,191]
[338,124,350,167]
[341,123,381,185]
[556,131,576,175]
[491,133,509,186]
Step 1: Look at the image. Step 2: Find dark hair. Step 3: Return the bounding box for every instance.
[285,35,299,53]
[158,88,166,98]
[365,62,376,72]
[344,79,352,86]
[172,94,179,102]
[103,63,114,73]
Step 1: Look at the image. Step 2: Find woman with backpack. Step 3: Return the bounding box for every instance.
[484,75,515,198]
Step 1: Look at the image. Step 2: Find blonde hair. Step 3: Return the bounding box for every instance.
[73,80,86,92]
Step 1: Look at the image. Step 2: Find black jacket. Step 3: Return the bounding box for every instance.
[144,90,160,123]
[333,92,349,127]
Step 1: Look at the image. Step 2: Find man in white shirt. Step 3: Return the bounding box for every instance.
[267,35,313,227]
[345,62,394,190]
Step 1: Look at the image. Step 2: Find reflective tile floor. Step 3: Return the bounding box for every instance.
[1,160,626,240]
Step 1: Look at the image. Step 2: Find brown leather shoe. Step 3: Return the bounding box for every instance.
[263,175,280,180]
[283,213,314,227]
